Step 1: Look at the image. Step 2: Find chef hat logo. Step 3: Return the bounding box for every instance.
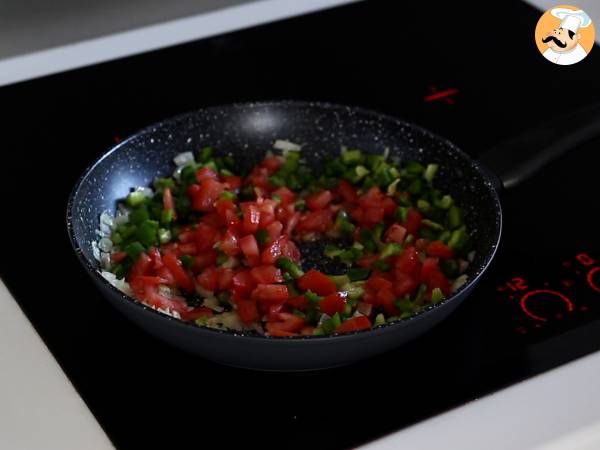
[535,4,595,66]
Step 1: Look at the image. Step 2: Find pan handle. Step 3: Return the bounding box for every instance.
[478,102,600,190]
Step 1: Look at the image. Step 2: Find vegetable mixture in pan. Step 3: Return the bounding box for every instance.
[96,141,472,336]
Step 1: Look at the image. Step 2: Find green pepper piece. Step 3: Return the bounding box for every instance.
[124,241,145,261]
[276,257,304,279]
[396,206,409,223]
[374,313,386,326]
[126,191,147,207]
[331,312,342,328]
[341,149,363,165]
[448,228,468,251]
[179,255,194,269]
[347,267,370,281]
[324,245,343,259]
[380,243,403,259]
[406,160,425,175]
[255,229,269,245]
[158,228,172,244]
[136,220,159,247]
[423,163,439,183]
[431,288,445,303]
[448,206,464,230]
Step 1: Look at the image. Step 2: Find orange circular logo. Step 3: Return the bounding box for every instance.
[535,4,595,65]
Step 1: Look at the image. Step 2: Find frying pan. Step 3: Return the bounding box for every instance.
[66,101,600,371]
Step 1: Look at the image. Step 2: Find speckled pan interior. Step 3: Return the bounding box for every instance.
[67,101,502,337]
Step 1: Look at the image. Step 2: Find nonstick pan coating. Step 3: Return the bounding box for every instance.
[67,101,502,370]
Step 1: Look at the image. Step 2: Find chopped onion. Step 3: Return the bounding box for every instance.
[135,186,154,198]
[173,151,195,166]
[273,139,301,152]
[383,147,390,160]
[98,237,113,252]
[467,251,476,262]
[114,210,129,225]
[99,211,114,229]
[203,296,224,312]
[452,274,468,292]
[318,313,331,325]
[356,302,373,317]
[459,259,469,273]
[172,164,186,182]
[100,270,131,295]
[100,252,112,270]
[92,241,101,262]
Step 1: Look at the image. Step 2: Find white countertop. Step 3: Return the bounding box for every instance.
[1,0,600,449]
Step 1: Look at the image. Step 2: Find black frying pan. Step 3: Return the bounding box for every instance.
[66,101,600,371]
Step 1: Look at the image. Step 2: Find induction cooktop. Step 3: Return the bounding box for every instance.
[1,0,599,448]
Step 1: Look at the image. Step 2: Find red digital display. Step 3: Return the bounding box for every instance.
[496,252,599,335]
[424,86,459,104]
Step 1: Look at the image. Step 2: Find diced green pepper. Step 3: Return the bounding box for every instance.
[329,274,350,287]
[448,228,468,251]
[180,255,193,269]
[255,229,269,245]
[421,218,444,231]
[160,208,175,225]
[408,178,423,195]
[341,148,363,165]
[158,228,172,244]
[331,312,342,328]
[423,163,439,183]
[136,220,159,246]
[220,191,236,201]
[448,206,464,229]
[431,287,445,303]
[124,241,145,261]
[374,313,386,326]
[126,191,147,207]
[276,257,304,279]
[396,206,409,223]
[347,267,370,281]
[129,206,150,225]
[324,245,343,259]
[380,243,403,259]
[406,160,425,175]
[198,146,213,162]
[305,290,322,305]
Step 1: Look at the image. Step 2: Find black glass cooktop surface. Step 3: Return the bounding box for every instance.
[1,1,600,448]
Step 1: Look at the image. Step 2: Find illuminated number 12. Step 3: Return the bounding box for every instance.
[506,277,528,291]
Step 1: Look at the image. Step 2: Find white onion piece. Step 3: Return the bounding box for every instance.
[273,139,301,151]
[100,270,131,295]
[356,302,372,317]
[92,241,101,262]
[98,237,113,252]
[100,252,112,270]
[203,296,224,312]
[318,313,331,325]
[100,211,114,229]
[135,186,154,198]
[452,274,468,292]
[383,147,390,160]
[459,259,469,273]
[172,164,186,182]
[173,151,195,166]
[114,210,129,225]
[467,251,476,262]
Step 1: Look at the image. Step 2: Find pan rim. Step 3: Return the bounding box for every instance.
[66,99,503,342]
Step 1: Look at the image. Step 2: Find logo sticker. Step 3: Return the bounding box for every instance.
[535,5,594,65]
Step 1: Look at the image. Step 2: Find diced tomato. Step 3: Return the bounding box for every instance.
[163,252,195,292]
[239,234,260,266]
[250,265,283,284]
[215,199,238,225]
[266,312,305,334]
[385,223,407,244]
[261,156,283,173]
[284,212,300,238]
[187,183,201,197]
[405,208,423,235]
[366,275,393,292]
[265,221,283,243]
[178,242,198,255]
[335,316,371,333]
[141,284,188,314]
[261,236,284,265]
[192,250,217,272]
[382,196,397,217]
[426,240,454,259]
[394,246,422,279]
[287,295,309,311]
[178,227,196,243]
[361,206,385,228]
[246,166,270,189]
[157,266,175,285]
[420,257,440,282]
[320,292,347,316]
[232,270,256,298]
[251,284,289,304]
[357,187,385,209]
[296,209,334,233]
[377,287,399,315]
[220,227,240,256]
[162,187,175,215]
[197,266,217,292]
[216,267,235,290]
[280,237,301,262]
[337,180,358,202]
[300,326,315,336]
[393,271,419,297]
[272,187,296,206]
[426,270,451,296]
[129,276,169,294]
[237,299,260,324]
[192,179,225,212]
[297,270,337,296]
[241,203,261,234]
[148,247,164,270]
[357,254,379,268]
[200,212,222,228]
[179,307,213,321]
[306,190,333,211]
[111,251,128,264]
[223,175,242,190]
[195,223,220,252]
[129,253,153,279]
[195,166,219,183]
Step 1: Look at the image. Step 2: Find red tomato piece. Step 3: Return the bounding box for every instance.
[239,234,260,266]
[426,240,454,259]
[148,247,164,270]
[382,196,397,217]
[163,252,195,292]
[195,166,219,183]
[252,284,289,304]
[361,206,385,228]
[232,270,257,298]
[241,203,261,234]
[261,156,283,173]
[223,175,242,190]
[162,187,176,216]
[280,237,301,262]
[335,316,372,333]
[179,307,213,321]
[366,275,393,292]
[195,223,220,252]
[297,270,337,296]
[192,179,225,212]
[306,190,333,211]
[111,251,128,264]
[261,236,283,265]
[178,242,198,255]
[272,187,296,206]
[320,292,347,316]
[237,299,260,324]
[265,221,283,243]
[192,250,217,273]
[287,295,309,311]
[385,223,407,244]
[129,253,153,279]
[266,312,305,334]
[393,271,419,297]
[296,209,334,233]
[215,199,238,225]
[157,266,175,285]
[394,246,422,279]
[216,267,235,291]
[357,254,379,268]
[220,227,240,256]
[300,326,315,336]
[405,208,423,235]
[197,266,217,292]
[268,329,298,337]
[141,284,188,314]
[420,257,440,283]
[377,287,399,315]
[337,180,358,202]
[250,265,283,284]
